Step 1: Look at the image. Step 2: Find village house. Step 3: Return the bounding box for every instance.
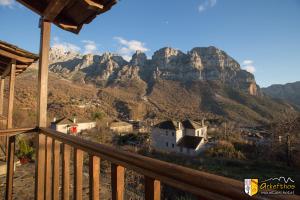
[110,121,133,133]
[151,119,208,155]
[50,117,96,135]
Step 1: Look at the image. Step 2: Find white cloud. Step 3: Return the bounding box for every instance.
[82,40,99,54]
[51,37,81,53]
[114,37,149,61]
[198,0,217,13]
[242,60,256,74]
[0,0,14,7]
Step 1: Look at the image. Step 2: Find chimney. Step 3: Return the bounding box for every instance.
[177,121,181,129]
[53,117,57,122]
[73,117,76,124]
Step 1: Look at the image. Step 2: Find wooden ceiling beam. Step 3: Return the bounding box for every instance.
[84,0,104,11]
[0,49,34,64]
[57,20,79,33]
[44,0,71,21]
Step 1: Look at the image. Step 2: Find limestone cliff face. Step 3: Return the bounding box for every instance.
[48,46,260,95]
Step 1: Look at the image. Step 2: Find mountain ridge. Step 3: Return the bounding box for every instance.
[48,46,260,96]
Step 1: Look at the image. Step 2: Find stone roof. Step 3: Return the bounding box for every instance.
[182,119,204,129]
[177,136,203,150]
[52,117,93,125]
[154,120,180,130]
[110,121,132,128]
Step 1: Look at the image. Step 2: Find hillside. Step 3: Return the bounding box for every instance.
[262,81,300,110]
[8,46,297,127]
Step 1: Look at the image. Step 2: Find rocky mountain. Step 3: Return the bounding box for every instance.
[262,81,300,109]
[12,46,296,127]
[48,46,259,96]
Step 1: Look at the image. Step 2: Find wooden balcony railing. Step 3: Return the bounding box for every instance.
[1,127,298,200]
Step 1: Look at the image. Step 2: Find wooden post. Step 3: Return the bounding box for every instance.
[35,18,51,200]
[145,176,161,200]
[5,60,16,161]
[6,60,16,129]
[0,77,4,116]
[5,136,15,200]
[89,155,100,200]
[111,164,125,200]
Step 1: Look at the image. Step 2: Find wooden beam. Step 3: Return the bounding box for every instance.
[111,164,125,200]
[5,136,16,200]
[37,19,51,127]
[89,155,100,200]
[0,78,4,115]
[0,49,34,64]
[35,19,51,200]
[2,62,12,78]
[5,60,16,161]
[44,0,70,21]
[84,0,104,10]
[58,22,78,32]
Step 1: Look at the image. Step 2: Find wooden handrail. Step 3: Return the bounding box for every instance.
[0,127,37,137]
[39,127,296,200]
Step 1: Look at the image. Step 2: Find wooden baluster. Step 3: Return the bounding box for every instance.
[62,144,71,200]
[89,155,100,200]
[35,133,46,200]
[111,164,124,200]
[5,136,15,200]
[52,140,60,200]
[74,148,83,200]
[45,136,53,200]
[145,176,161,200]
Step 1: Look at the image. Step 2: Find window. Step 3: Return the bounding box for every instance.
[166,142,168,147]
[166,130,168,136]
[172,132,175,136]
[180,147,183,152]
[172,143,175,148]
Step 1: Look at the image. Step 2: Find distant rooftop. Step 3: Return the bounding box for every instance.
[52,117,93,125]
[177,136,203,150]
[154,120,180,130]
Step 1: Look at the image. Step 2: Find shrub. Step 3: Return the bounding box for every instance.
[16,138,34,162]
[205,140,245,160]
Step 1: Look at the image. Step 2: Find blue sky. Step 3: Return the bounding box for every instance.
[0,0,300,87]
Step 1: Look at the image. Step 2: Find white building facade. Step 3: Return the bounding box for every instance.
[50,117,96,135]
[151,119,207,155]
